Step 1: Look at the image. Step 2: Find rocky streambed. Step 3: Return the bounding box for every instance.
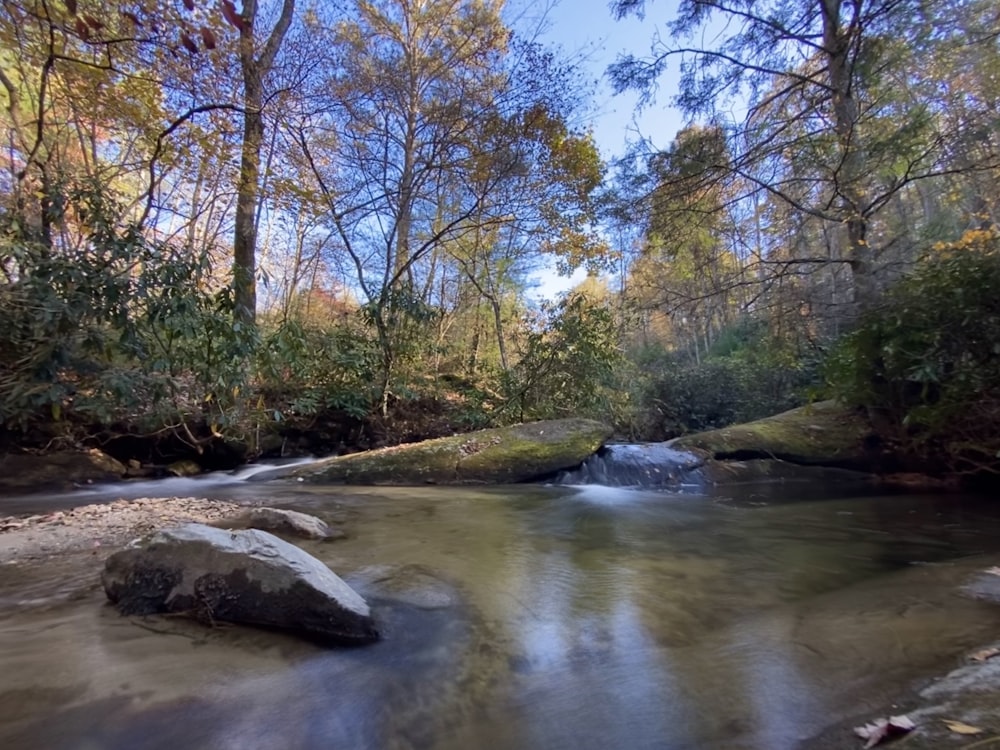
[0,496,248,563]
[4,479,1000,748]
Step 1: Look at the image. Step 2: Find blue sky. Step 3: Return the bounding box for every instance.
[525,0,685,298]
[537,0,684,159]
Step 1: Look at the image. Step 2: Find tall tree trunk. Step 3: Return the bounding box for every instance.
[491,295,509,372]
[822,0,875,310]
[233,0,296,328]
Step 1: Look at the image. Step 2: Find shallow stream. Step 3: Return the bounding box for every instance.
[2,475,1000,749]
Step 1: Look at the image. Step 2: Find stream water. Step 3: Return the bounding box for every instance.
[2,471,1000,749]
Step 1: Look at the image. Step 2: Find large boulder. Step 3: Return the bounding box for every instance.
[0,449,126,491]
[101,523,378,645]
[671,401,877,471]
[252,418,614,485]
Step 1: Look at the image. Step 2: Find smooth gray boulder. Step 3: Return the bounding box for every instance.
[101,523,378,644]
[243,507,344,540]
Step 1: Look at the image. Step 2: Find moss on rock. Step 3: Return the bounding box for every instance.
[671,401,875,470]
[261,419,613,485]
[0,449,126,492]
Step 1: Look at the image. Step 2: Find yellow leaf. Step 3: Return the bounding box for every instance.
[970,647,1000,662]
[943,719,983,735]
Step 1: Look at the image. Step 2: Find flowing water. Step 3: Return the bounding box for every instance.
[2,470,1000,750]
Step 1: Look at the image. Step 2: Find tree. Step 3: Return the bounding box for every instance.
[293,0,605,412]
[232,0,296,328]
[610,0,1000,311]
[626,124,744,361]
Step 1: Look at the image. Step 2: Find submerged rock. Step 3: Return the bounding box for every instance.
[101,523,378,645]
[241,507,345,541]
[251,418,613,485]
[356,564,457,610]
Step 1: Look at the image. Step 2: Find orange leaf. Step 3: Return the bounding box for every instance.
[64,0,77,15]
[200,26,217,50]
[180,32,199,54]
[122,11,142,27]
[75,17,89,39]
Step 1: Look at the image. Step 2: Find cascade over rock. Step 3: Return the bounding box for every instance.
[553,443,705,488]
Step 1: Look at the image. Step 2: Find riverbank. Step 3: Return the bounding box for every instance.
[0,496,247,564]
[800,568,1000,749]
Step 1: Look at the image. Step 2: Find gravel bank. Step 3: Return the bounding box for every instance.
[0,496,247,564]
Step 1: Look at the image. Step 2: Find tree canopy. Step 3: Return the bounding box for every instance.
[1,0,999,475]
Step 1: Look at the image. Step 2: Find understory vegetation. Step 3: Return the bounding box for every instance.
[2,0,999,477]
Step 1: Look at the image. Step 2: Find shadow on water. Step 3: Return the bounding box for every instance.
[3,467,1000,749]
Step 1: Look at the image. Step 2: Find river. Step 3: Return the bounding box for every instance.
[2,472,1000,749]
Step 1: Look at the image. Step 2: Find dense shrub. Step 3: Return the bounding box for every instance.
[256,319,379,420]
[0,187,251,437]
[631,317,818,439]
[825,230,1000,474]
[501,292,629,424]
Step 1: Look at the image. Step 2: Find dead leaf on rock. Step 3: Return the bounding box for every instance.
[854,715,915,748]
[943,719,983,735]
[970,647,1000,662]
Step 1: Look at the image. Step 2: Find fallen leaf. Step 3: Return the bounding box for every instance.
[943,719,983,735]
[854,715,915,748]
[970,647,1000,662]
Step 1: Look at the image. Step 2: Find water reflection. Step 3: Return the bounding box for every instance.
[2,484,1000,749]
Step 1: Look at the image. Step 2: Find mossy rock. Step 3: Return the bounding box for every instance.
[671,401,874,471]
[254,419,613,485]
[0,449,126,492]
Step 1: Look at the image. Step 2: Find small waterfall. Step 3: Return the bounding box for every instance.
[552,443,704,488]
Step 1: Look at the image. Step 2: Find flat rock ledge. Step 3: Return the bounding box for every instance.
[102,523,378,645]
[671,401,877,472]
[0,449,127,491]
[252,418,614,485]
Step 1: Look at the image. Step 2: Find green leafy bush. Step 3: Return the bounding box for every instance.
[825,230,1000,474]
[0,186,252,435]
[502,292,628,423]
[631,318,817,439]
[256,319,379,420]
